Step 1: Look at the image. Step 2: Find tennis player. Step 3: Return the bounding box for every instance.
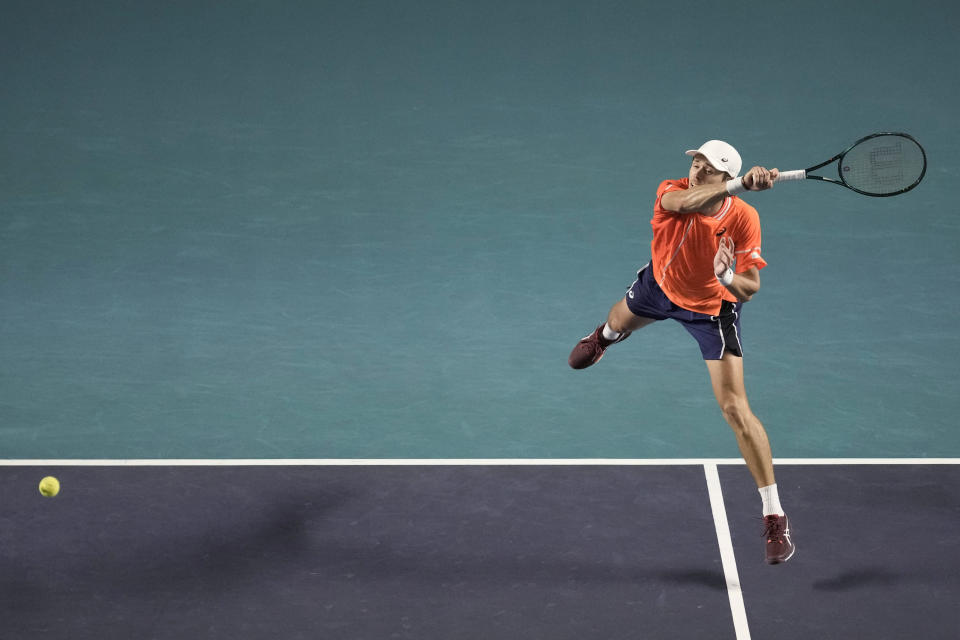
[568,140,795,564]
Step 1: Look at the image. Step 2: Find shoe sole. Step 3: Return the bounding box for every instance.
[766,543,796,565]
[569,351,603,370]
[569,335,605,370]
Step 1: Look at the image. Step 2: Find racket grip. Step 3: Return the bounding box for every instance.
[774,170,806,183]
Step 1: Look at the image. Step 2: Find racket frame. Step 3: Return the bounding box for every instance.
[801,131,927,197]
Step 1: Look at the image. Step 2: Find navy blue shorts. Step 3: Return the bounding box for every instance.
[625,264,743,360]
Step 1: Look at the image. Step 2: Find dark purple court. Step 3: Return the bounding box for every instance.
[2,463,957,639]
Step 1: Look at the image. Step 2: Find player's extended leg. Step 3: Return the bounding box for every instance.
[705,352,774,487]
[568,299,656,369]
[706,352,795,564]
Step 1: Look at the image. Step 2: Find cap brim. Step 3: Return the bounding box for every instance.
[685,150,728,173]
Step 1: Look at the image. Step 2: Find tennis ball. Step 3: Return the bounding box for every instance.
[39,476,60,497]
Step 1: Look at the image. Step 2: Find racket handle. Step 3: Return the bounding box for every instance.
[774,170,806,183]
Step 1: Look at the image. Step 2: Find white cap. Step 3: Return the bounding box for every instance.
[685,140,742,178]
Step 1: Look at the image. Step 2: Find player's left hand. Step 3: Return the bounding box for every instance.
[714,236,735,277]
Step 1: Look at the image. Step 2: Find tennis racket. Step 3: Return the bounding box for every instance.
[773,132,926,197]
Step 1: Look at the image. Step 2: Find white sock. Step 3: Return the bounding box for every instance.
[759,484,784,517]
[601,324,621,341]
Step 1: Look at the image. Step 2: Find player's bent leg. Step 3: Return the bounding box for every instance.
[607,298,655,334]
[568,299,655,370]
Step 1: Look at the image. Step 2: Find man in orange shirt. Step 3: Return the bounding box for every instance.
[568,140,795,564]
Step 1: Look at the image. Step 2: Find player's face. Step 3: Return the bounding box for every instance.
[689,154,729,187]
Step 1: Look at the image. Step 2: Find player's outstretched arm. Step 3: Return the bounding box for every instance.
[661,165,780,213]
[660,182,728,214]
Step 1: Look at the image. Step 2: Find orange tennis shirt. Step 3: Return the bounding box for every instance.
[650,178,767,315]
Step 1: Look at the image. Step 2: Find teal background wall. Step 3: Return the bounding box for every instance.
[2,0,958,458]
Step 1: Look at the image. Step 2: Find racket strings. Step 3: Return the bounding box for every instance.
[841,135,925,195]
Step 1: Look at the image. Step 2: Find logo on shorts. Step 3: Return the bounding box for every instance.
[628,289,635,299]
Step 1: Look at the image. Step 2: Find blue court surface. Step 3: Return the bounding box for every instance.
[2,0,960,638]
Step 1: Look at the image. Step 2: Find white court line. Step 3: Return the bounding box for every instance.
[704,463,751,640]
[0,458,958,466]
[0,458,744,466]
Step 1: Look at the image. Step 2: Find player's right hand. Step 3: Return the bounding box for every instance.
[742,166,779,191]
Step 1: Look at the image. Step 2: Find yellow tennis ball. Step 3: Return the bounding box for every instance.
[39,476,60,497]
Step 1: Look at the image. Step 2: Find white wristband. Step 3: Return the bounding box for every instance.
[717,268,734,286]
[725,177,746,195]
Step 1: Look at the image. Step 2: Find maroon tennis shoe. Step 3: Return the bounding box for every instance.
[568,324,631,369]
[763,514,796,564]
